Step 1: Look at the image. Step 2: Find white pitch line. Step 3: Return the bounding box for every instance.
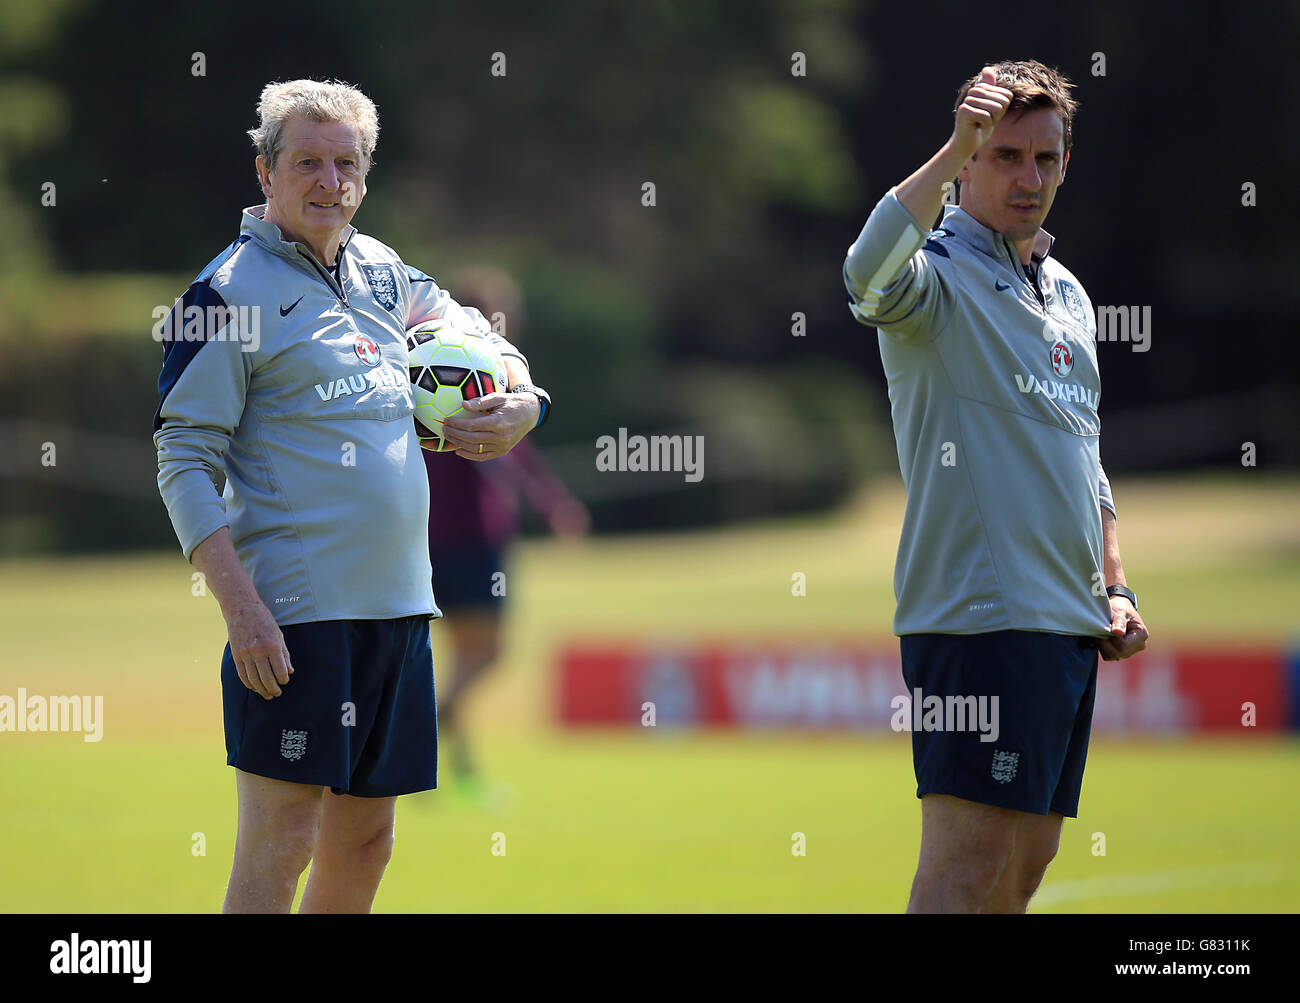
[1031,863,1290,908]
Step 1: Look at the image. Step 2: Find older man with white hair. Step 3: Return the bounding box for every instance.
[153,79,550,913]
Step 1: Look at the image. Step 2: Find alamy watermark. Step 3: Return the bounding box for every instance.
[890,688,1000,743]
[151,303,261,352]
[1094,304,1151,353]
[49,934,150,982]
[595,428,704,483]
[1,689,103,742]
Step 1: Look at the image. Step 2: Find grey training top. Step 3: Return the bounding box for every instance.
[844,189,1114,638]
[153,205,526,626]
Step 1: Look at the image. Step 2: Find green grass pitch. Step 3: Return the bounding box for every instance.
[1,475,1297,911]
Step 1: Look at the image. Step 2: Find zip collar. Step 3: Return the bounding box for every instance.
[937,203,1055,273]
[240,204,356,301]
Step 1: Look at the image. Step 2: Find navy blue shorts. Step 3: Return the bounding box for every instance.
[221,616,438,797]
[430,543,506,611]
[899,630,1098,817]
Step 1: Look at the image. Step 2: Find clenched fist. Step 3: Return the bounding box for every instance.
[953,66,1014,158]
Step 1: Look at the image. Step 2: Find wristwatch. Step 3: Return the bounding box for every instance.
[509,383,550,429]
[1105,584,1138,610]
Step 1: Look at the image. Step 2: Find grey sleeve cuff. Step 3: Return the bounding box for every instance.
[158,462,229,560]
[843,188,942,336]
[1098,461,1116,516]
[843,188,928,302]
[156,422,233,560]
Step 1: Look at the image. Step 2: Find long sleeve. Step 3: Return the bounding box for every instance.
[844,188,953,339]
[152,283,253,560]
[1099,460,1116,517]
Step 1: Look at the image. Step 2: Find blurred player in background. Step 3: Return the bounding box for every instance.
[843,61,1148,913]
[426,266,590,805]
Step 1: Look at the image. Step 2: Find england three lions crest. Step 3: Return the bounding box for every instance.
[362,264,398,311]
[990,749,1019,784]
[280,729,308,762]
[1058,280,1089,327]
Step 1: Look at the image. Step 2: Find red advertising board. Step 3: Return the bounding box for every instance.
[556,642,1290,733]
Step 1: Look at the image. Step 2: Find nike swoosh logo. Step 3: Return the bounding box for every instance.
[280,296,304,316]
[995,280,1011,292]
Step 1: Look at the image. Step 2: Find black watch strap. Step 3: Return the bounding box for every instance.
[509,383,550,429]
[1105,584,1137,609]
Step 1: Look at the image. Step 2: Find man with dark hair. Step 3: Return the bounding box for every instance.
[843,61,1148,913]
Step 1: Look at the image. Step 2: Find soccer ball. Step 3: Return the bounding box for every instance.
[406,320,508,452]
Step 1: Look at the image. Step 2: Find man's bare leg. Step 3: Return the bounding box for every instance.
[223,770,324,913]
[298,790,397,913]
[906,794,1021,913]
[983,810,1064,913]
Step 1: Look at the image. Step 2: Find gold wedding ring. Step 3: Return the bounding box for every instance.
[478,444,484,454]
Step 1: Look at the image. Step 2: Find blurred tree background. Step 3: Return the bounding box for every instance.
[0,0,1296,553]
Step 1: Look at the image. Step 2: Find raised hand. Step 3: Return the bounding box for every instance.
[953,66,1014,158]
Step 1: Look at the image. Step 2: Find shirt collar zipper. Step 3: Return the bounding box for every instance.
[1001,238,1045,306]
[296,246,350,308]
